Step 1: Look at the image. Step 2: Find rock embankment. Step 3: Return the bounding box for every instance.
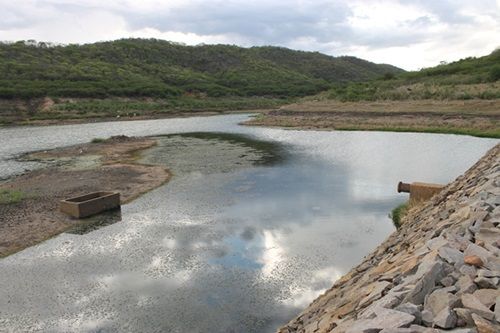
[279,144,500,333]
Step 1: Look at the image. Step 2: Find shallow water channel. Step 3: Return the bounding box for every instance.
[0,115,498,332]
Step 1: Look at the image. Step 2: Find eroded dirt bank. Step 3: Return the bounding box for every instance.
[0,136,170,257]
[279,144,500,332]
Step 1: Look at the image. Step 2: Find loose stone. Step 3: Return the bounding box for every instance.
[471,313,500,333]
[472,289,500,308]
[464,255,484,267]
[461,294,495,321]
[456,275,478,294]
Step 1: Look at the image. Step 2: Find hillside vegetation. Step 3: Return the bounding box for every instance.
[0,38,402,100]
[323,49,500,101]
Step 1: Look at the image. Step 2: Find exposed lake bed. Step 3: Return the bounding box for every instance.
[0,114,498,332]
[0,135,170,257]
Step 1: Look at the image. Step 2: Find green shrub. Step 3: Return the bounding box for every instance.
[488,65,500,82]
[91,138,105,143]
[389,202,408,228]
[382,72,395,80]
[479,90,500,99]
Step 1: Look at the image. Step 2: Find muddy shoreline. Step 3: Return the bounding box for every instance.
[0,136,170,257]
[3,98,499,138]
[245,99,500,138]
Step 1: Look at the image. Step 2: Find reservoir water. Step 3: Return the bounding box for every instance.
[0,114,497,332]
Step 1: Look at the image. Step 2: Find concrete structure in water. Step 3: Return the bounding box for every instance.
[397,181,445,202]
[60,191,120,218]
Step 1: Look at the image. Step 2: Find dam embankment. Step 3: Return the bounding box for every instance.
[279,144,500,333]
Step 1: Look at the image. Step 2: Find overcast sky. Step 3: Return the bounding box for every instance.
[1,0,499,70]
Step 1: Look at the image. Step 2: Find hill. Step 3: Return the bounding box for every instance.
[0,38,402,100]
[323,49,500,101]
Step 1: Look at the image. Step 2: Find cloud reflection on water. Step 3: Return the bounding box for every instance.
[0,124,497,333]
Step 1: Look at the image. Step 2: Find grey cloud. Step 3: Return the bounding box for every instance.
[0,0,498,68]
[0,4,41,29]
[116,0,490,50]
[0,0,481,49]
[411,0,474,24]
[354,16,434,50]
[354,34,425,50]
[407,15,434,27]
[124,1,354,45]
[0,2,96,29]
[403,0,499,25]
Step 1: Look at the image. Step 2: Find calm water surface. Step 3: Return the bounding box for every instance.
[0,115,497,332]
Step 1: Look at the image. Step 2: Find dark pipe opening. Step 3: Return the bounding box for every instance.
[398,181,411,193]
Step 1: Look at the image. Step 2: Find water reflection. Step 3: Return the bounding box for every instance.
[0,116,498,333]
[139,132,287,177]
[66,209,122,235]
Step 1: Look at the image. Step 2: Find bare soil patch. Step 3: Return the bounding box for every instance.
[0,136,170,257]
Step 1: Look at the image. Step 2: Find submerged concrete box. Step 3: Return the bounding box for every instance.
[60,192,120,218]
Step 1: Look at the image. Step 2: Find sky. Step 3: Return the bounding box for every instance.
[0,0,499,70]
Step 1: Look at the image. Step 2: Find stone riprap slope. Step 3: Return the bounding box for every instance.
[279,144,500,333]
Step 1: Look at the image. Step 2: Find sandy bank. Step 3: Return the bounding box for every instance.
[0,136,170,257]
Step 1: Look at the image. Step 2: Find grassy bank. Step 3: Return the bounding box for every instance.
[247,116,500,138]
[330,125,500,139]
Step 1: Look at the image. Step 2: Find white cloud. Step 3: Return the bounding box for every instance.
[348,1,429,31]
[0,0,498,69]
[0,3,128,43]
[126,28,246,46]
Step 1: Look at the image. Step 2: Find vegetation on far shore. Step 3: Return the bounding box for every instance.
[52,96,288,113]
